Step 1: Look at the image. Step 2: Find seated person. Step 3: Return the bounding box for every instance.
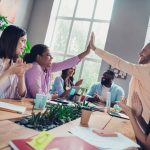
[24,44,90,99]
[86,69,125,106]
[51,67,83,98]
[0,25,31,99]
[118,92,150,150]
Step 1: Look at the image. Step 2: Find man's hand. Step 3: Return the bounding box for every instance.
[118,101,132,116]
[131,92,143,117]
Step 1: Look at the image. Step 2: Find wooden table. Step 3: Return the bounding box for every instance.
[0,98,34,121]
[0,98,136,150]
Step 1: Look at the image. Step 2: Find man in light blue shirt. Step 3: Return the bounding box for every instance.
[86,70,125,106]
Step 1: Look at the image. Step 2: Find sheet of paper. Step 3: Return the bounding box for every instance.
[70,126,139,150]
[0,102,26,113]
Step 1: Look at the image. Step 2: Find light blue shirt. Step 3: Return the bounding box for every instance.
[86,82,125,102]
[51,76,65,96]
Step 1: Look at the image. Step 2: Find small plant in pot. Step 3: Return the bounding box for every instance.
[80,100,92,127]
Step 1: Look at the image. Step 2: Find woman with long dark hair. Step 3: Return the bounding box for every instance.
[51,67,83,98]
[0,25,31,99]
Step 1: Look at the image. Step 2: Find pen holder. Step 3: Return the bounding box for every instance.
[80,107,92,127]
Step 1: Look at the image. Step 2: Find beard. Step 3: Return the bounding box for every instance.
[139,55,150,64]
[101,78,112,88]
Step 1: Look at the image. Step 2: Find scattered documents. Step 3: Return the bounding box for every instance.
[70,126,139,150]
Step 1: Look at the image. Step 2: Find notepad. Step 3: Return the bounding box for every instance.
[0,102,26,114]
[70,126,140,149]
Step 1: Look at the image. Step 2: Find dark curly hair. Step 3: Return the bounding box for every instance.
[24,44,48,63]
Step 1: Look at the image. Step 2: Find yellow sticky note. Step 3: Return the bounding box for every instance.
[28,131,54,150]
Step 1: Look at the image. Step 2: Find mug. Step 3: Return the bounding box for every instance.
[34,94,47,109]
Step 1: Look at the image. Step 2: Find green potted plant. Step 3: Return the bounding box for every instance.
[16,102,82,131]
[0,16,9,31]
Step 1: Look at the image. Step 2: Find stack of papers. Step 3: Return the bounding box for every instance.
[70,126,139,150]
[0,102,26,114]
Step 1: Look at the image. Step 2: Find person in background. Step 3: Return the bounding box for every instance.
[118,92,150,150]
[51,67,83,98]
[89,32,150,122]
[0,25,32,99]
[86,69,125,106]
[24,44,90,99]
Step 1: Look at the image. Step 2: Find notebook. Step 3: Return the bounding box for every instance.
[9,136,98,150]
[0,102,26,114]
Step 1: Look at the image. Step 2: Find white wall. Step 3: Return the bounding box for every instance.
[27,0,54,46]
[14,0,34,30]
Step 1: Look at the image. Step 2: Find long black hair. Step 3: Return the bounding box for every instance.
[0,25,26,60]
[24,44,48,63]
[61,68,75,90]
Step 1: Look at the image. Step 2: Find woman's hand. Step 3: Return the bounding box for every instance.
[89,32,96,51]
[15,58,32,77]
[77,43,91,59]
[75,79,83,86]
[7,59,32,78]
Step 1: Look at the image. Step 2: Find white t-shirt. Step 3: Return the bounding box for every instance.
[101,86,110,101]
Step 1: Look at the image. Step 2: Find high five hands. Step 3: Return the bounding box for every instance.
[89,32,96,51]
[8,58,32,77]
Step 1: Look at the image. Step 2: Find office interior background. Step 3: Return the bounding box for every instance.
[1,0,150,96]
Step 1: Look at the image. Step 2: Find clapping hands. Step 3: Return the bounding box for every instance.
[8,58,32,77]
[118,92,143,118]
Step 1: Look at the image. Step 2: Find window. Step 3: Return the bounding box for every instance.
[145,16,150,45]
[45,0,114,89]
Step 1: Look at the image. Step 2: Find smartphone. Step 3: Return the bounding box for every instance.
[108,111,129,120]
[69,88,76,96]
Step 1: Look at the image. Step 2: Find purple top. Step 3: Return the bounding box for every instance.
[25,56,80,98]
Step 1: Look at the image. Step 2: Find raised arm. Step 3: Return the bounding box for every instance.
[77,43,90,60]
[89,32,149,79]
[50,44,91,72]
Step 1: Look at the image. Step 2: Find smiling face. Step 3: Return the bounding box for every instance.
[16,35,27,55]
[37,48,53,68]
[67,68,75,77]
[138,43,150,64]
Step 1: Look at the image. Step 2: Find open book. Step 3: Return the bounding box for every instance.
[0,102,26,114]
